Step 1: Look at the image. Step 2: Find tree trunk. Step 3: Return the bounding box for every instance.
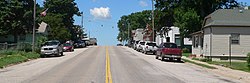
[180,35,184,49]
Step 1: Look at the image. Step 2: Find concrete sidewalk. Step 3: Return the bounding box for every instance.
[182,56,250,83]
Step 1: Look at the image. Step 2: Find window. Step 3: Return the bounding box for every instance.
[200,36,203,48]
[175,34,180,46]
[193,36,199,48]
[231,33,240,44]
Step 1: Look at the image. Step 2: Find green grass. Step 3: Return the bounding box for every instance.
[0,50,40,68]
[183,58,217,69]
[208,61,250,72]
[182,53,191,57]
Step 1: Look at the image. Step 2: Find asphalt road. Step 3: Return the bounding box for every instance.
[0,46,242,83]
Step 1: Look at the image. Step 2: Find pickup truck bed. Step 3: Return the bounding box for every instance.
[156,43,182,61]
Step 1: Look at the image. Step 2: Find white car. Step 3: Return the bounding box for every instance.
[136,41,145,52]
[142,42,157,54]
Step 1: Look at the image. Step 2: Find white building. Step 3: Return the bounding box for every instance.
[192,9,250,60]
[156,26,192,48]
[132,29,144,41]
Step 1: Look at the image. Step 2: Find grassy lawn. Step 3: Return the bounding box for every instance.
[0,50,40,68]
[182,53,191,57]
[182,58,217,69]
[208,61,250,72]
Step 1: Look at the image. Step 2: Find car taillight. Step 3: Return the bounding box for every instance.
[146,46,148,48]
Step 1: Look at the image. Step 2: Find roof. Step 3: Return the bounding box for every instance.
[37,22,49,33]
[203,9,250,28]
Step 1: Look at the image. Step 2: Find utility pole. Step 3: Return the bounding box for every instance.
[32,0,36,52]
[229,36,232,66]
[81,12,84,28]
[128,22,130,44]
[151,0,155,42]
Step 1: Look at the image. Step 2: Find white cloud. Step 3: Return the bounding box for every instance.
[90,7,111,19]
[139,0,148,7]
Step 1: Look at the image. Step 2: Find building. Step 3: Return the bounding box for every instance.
[0,22,50,43]
[192,9,250,60]
[132,28,144,41]
[156,26,192,49]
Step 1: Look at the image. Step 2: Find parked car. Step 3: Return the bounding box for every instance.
[63,43,74,52]
[142,42,157,54]
[155,42,182,61]
[133,41,140,50]
[74,40,86,48]
[117,44,123,46]
[40,40,63,57]
[89,38,97,45]
[136,41,145,52]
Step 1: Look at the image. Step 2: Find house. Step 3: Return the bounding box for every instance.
[132,28,144,41]
[0,22,50,43]
[192,9,250,60]
[156,26,192,49]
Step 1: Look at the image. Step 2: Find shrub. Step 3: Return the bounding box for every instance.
[182,48,190,53]
[21,52,40,59]
[247,53,250,69]
[0,50,19,55]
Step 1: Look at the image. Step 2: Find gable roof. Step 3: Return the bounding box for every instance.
[203,9,250,28]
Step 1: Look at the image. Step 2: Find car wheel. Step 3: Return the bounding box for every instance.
[60,51,63,56]
[161,54,165,61]
[155,55,159,59]
[177,58,181,62]
[40,55,46,58]
[169,58,173,61]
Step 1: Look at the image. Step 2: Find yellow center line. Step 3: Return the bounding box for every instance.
[106,46,112,83]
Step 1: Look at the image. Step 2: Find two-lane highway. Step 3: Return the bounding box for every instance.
[0,46,242,83]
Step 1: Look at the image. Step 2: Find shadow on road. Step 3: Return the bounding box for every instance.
[161,59,185,63]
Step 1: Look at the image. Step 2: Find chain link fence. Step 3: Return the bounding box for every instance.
[0,42,36,52]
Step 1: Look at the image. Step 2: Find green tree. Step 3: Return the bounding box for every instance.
[0,0,35,42]
[42,0,80,42]
[174,8,201,48]
[117,10,152,42]
[155,0,238,48]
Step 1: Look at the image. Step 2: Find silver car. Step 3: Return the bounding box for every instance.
[40,40,63,57]
[142,42,157,54]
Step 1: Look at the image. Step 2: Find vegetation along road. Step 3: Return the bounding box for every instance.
[0,46,242,83]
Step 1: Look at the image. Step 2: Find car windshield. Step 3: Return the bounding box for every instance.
[75,41,83,43]
[64,43,71,46]
[140,42,145,45]
[136,41,139,44]
[44,41,59,46]
[147,43,156,46]
[163,43,177,48]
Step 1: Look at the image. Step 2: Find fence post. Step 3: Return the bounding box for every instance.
[4,42,7,50]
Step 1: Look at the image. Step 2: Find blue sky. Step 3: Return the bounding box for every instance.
[38,0,250,46]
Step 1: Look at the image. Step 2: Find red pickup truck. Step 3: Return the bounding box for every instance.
[156,42,182,61]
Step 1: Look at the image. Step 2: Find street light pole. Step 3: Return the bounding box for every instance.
[32,0,36,52]
[81,12,84,28]
[151,0,155,42]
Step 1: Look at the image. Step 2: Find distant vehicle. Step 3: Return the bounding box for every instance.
[63,43,74,52]
[117,44,123,46]
[89,38,97,45]
[142,42,157,54]
[136,41,145,52]
[40,40,63,57]
[74,40,86,48]
[82,38,90,46]
[156,42,182,61]
[133,41,139,50]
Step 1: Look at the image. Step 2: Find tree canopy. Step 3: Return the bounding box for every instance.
[0,0,85,43]
[117,10,152,42]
